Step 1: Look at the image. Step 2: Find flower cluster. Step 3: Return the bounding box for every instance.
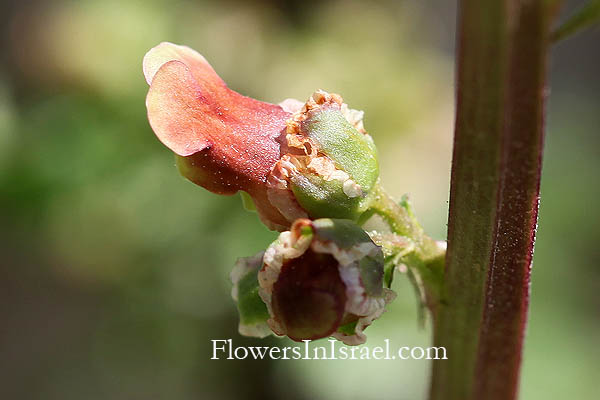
[144,42,444,344]
[235,218,396,345]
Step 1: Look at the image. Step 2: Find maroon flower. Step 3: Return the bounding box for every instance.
[143,42,293,229]
[258,218,396,345]
[144,43,382,231]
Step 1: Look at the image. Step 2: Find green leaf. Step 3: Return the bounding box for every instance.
[552,0,600,42]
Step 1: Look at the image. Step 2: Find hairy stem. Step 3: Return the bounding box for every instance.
[368,184,445,313]
[369,185,438,255]
[428,1,559,400]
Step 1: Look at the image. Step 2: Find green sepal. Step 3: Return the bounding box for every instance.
[240,191,256,212]
[310,218,374,249]
[237,270,269,326]
[231,253,271,337]
[337,320,358,336]
[311,219,386,297]
[383,255,397,288]
[313,218,385,297]
[359,252,384,297]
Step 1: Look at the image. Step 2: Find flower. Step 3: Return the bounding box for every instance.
[143,42,292,230]
[145,43,445,346]
[144,43,380,231]
[253,218,395,345]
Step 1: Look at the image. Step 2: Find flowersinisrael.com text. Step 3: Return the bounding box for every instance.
[211,339,447,360]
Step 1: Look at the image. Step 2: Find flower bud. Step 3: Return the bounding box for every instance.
[267,91,380,223]
[258,218,395,345]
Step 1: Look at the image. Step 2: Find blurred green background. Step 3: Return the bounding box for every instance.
[1,0,598,399]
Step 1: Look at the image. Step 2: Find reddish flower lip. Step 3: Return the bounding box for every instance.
[143,42,290,194]
[144,42,296,229]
